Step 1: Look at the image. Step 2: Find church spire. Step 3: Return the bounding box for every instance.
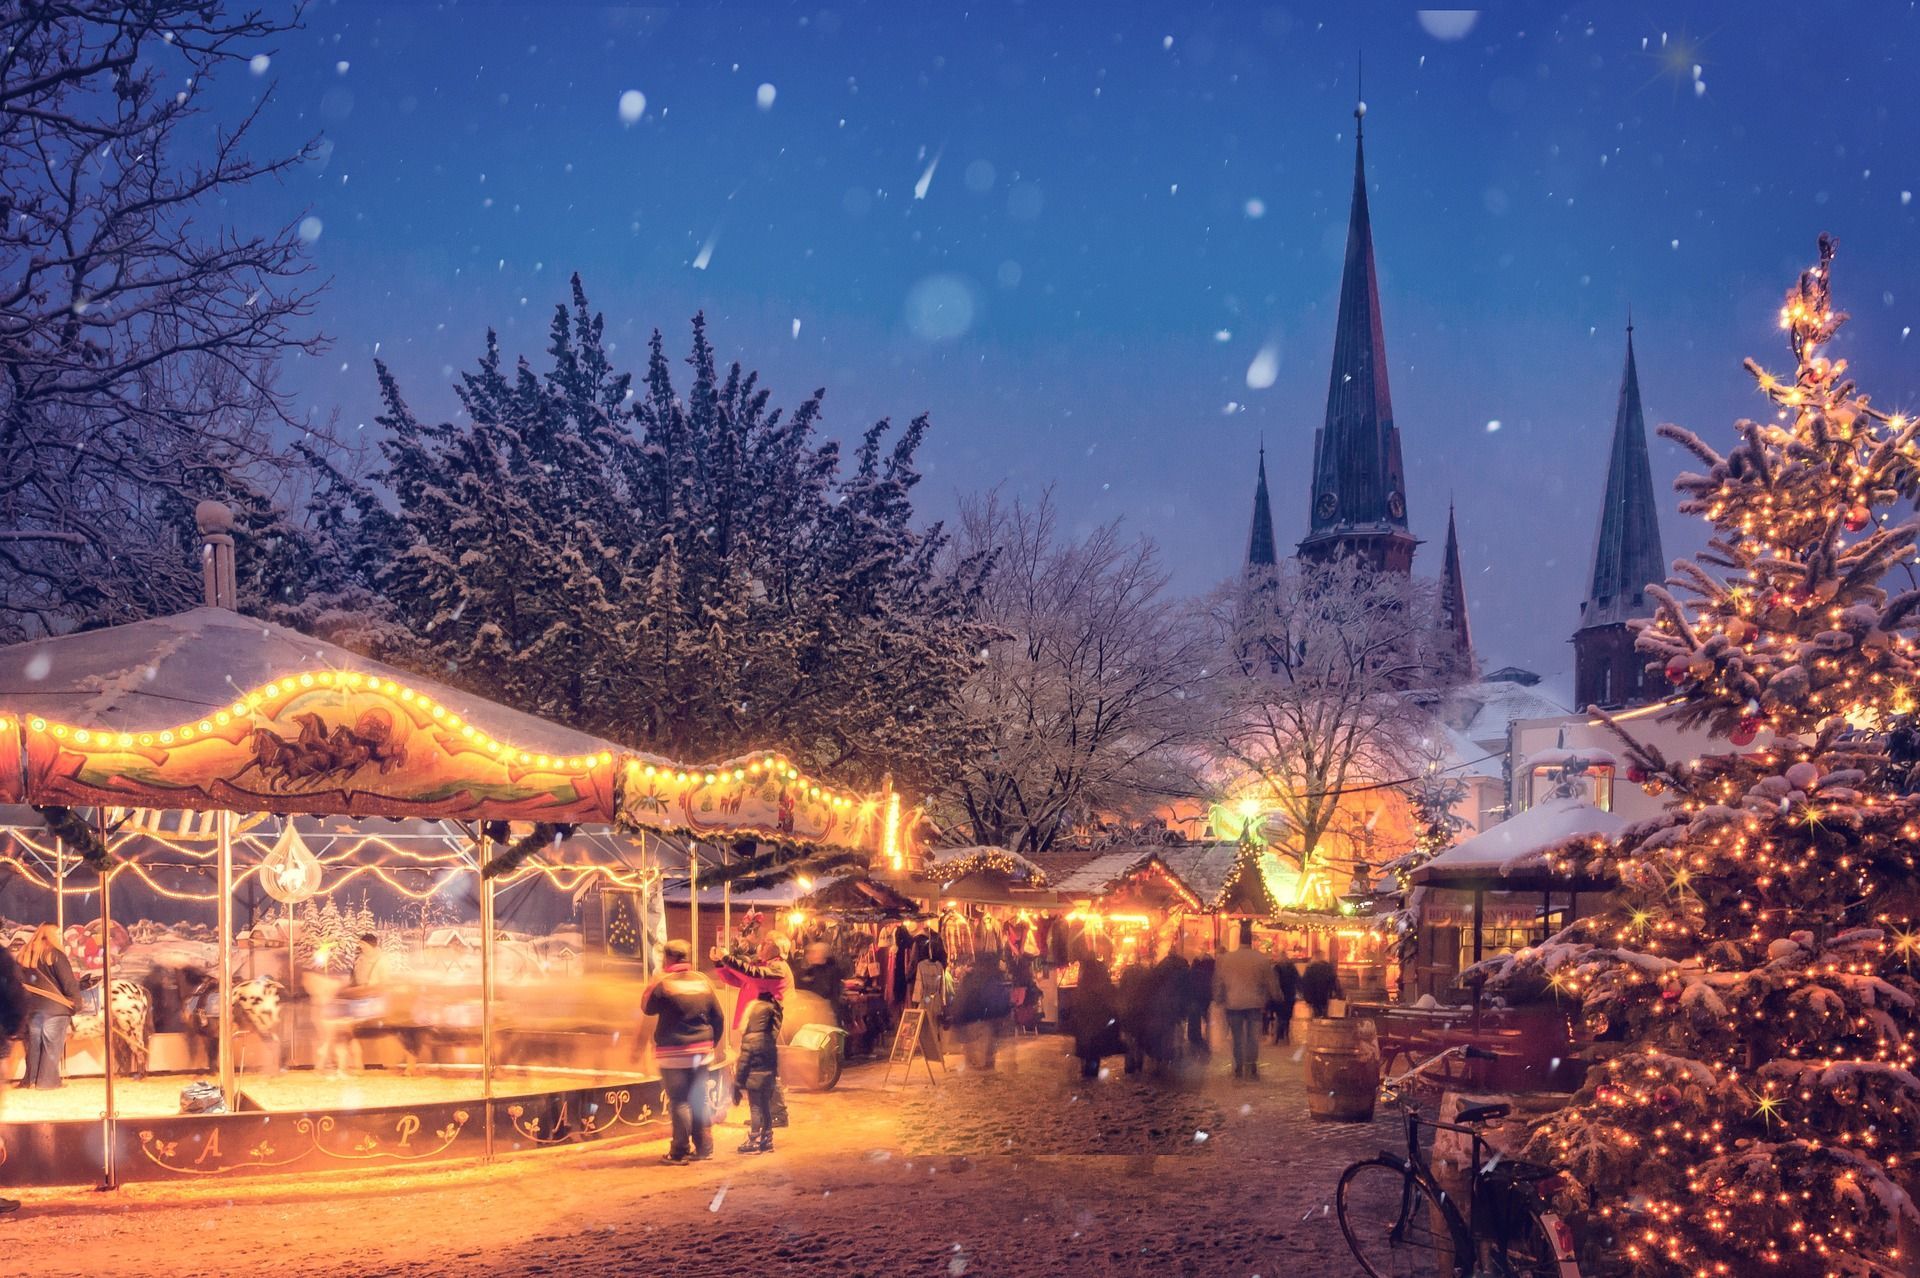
[1247,443,1278,568]
[1436,502,1475,679]
[1574,321,1668,709]
[1299,96,1414,575]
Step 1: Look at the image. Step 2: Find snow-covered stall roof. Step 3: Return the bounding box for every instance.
[1051,849,1160,898]
[1409,796,1624,890]
[924,845,1049,886]
[1159,842,1294,908]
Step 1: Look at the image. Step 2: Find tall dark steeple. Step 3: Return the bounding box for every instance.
[1247,444,1278,569]
[1574,321,1668,710]
[1299,95,1415,575]
[1435,502,1475,680]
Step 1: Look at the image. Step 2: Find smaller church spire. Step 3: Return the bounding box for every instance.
[1436,502,1475,679]
[1247,443,1278,568]
[1574,320,1668,709]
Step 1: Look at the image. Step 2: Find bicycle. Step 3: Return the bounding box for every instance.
[1335,1044,1582,1277]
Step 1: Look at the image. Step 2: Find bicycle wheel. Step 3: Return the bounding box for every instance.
[1336,1157,1464,1278]
[1493,1208,1573,1277]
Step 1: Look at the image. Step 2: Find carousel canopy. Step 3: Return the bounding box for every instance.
[1410,796,1624,893]
[0,607,619,822]
[0,607,881,845]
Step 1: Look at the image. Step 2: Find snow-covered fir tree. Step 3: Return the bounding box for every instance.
[1496,238,1920,1277]
[325,280,990,790]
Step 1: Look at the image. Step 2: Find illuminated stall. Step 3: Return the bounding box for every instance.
[0,517,887,1188]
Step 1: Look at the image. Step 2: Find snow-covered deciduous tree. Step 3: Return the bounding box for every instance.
[1207,556,1445,877]
[934,491,1211,855]
[1494,238,1920,1276]
[0,1,327,641]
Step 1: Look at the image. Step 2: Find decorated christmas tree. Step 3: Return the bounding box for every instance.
[1501,238,1920,1276]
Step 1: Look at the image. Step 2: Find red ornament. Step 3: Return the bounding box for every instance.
[1730,718,1760,747]
[1626,764,1648,784]
[1844,504,1871,532]
[1665,656,1691,685]
[1653,1084,1682,1111]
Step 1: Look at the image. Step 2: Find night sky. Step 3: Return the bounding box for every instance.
[201,3,1920,687]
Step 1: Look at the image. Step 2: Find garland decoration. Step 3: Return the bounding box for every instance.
[480,822,569,879]
[33,804,116,870]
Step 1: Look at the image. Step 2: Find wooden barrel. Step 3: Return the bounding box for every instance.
[1306,1017,1381,1121]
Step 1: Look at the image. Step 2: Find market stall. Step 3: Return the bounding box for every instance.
[1405,795,1621,997]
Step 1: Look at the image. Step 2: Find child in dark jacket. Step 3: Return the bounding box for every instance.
[733,990,783,1154]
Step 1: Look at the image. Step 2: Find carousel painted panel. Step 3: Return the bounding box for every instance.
[18,672,617,822]
[0,715,22,803]
[113,1095,493,1183]
[0,1117,107,1189]
[619,755,866,845]
[492,1076,672,1154]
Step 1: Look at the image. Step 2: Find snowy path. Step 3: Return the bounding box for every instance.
[18,1034,1392,1276]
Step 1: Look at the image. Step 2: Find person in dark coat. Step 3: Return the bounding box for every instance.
[1065,957,1123,1078]
[642,940,726,1164]
[951,956,1012,1070]
[1269,955,1300,1043]
[1185,953,1216,1057]
[732,990,783,1154]
[1146,953,1190,1073]
[1116,961,1154,1075]
[0,940,23,1217]
[1299,959,1344,1019]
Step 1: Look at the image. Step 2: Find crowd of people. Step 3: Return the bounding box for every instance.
[1063,920,1346,1082]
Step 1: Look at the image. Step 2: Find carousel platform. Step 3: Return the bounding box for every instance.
[1,1065,645,1122]
[0,1062,707,1189]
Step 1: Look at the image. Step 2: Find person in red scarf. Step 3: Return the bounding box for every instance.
[714,936,792,1032]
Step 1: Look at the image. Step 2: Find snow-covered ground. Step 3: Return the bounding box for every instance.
[14,1033,1397,1275]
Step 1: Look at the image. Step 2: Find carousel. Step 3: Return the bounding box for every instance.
[0,507,890,1188]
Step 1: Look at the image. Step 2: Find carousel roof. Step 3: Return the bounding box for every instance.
[0,607,868,840]
[0,607,614,757]
[1410,796,1624,891]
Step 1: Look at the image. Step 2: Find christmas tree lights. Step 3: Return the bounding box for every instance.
[1497,238,1920,1276]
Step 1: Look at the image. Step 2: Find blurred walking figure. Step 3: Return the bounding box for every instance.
[1300,958,1345,1020]
[1065,957,1123,1079]
[18,924,80,1090]
[732,989,783,1154]
[1185,950,1216,1057]
[645,940,725,1164]
[951,956,1012,1071]
[1269,954,1300,1044]
[1213,920,1280,1080]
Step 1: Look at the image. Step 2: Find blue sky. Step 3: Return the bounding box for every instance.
[199,2,1920,682]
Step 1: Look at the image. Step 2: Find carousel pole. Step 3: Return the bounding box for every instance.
[54,837,65,934]
[721,844,731,956]
[217,809,236,1109]
[688,843,699,968]
[476,826,495,1162]
[97,813,117,1188]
